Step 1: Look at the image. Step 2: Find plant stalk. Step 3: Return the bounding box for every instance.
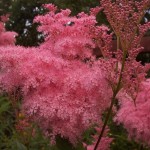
[94,48,127,150]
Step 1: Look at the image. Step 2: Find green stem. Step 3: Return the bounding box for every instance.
[139,144,144,150]
[94,49,127,150]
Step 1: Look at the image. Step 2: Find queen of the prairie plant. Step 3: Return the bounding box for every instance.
[0,4,113,145]
[93,0,150,149]
[0,1,150,150]
[115,79,150,146]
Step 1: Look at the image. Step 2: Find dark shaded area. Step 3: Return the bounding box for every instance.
[137,52,150,64]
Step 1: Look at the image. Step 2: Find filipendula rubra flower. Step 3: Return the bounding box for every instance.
[115,79,150,146]
[91,1,150,149]
[0,4,112,144]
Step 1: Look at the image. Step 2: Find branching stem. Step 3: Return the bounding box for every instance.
[94,46,127,150]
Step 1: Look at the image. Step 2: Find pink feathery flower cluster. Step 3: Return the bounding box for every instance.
[100,0,150,98]
[101,0,150,54]
[122,60,150,100]
[0,4,112,144]
[115,79,150,146]
[0,15,17,46]
[34,5,95,60]
[100,0,150,147]
[0,47,111,144]
[0,1,149,149]
[34,4,112,60]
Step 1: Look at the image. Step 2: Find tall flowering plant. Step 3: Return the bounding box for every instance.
[0,1,149,150]
[0,4,113,147]
[93,0,150,149]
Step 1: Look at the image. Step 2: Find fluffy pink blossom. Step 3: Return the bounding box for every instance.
[0,5,112,144]
[34,4,111,60]
[101,0,150,54]
[0,45,112,144]
[115,79,150,146]
[0,2,149,148]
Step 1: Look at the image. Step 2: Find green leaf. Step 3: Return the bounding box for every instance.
[12,140,27,150]
[0,101,10,114]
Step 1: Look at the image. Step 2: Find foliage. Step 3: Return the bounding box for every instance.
[0,0,12,15]
[0,94,54,150]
